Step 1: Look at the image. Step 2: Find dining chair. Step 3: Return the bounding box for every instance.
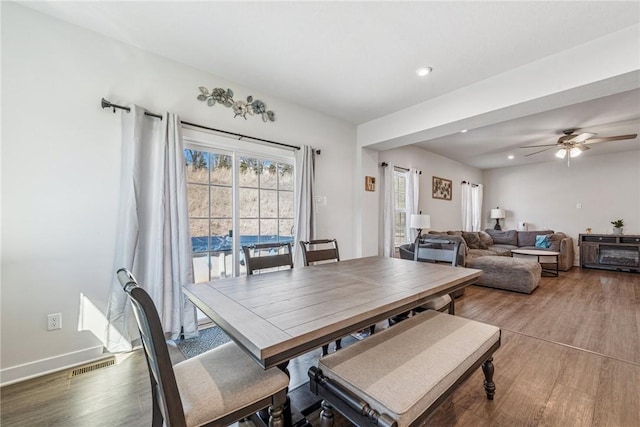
[116,268,289,427]
[243,242,294,275]
[299,238,340,266]
[390,237,462,326]
[412,238,462,315]
[299,239,376,355]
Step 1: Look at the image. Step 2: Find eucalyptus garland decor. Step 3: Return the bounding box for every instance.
[197,87,275,122]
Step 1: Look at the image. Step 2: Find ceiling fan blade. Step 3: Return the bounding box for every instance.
[520,144,559,148]
[524,147,555,157]
[584,134,638,144]
[568,132,596,143]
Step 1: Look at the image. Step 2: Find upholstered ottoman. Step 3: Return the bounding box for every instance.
[467,256,541,294]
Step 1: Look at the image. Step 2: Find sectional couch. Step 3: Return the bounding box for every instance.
[400,229,574,272]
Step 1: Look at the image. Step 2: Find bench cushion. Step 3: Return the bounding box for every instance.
[318,311,500,426]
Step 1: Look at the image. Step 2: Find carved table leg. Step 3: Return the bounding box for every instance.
[482,356,496,400]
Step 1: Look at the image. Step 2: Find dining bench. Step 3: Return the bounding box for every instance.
[308,310,501,427]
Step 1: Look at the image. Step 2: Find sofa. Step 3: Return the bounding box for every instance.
[400,229,574,272]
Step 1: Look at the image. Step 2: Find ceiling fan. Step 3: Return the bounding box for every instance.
[520,129,638,166]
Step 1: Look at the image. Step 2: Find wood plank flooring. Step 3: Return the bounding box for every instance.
[1,267,638,426]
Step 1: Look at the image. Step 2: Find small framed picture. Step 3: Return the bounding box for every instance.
[432,176,452,200]
[365,176,376,192]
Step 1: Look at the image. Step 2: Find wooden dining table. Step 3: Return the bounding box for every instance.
[182,256,482,369]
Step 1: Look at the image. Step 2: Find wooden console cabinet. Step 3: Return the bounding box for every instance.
[579,234,640,272]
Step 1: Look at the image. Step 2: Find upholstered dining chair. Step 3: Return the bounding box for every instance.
[116,268,289,427]
[243,242,294,275]
[299,239,376,355]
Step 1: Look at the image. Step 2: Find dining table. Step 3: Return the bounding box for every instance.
[182,255,482,369]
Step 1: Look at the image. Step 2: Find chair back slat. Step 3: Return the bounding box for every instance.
[299,239,340,266]
[414,238,461,267]
[116,269,187,427]
[243,242,294,275]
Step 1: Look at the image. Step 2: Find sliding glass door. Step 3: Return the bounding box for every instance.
[184,136,295,282]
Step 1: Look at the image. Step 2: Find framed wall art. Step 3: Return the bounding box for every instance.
[432,176,452,200]
[365,176,376,192]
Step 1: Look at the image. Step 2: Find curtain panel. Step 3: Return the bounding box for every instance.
[106,106,197,352]
[407,168,420,243]
[293,146,316,267]
[382,164,395,257]
[461,182,484,232]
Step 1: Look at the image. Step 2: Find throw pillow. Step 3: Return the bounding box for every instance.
[547,233,563,251]
[462,232,485,249]
[535,234,550,248]
[478,230,493,247]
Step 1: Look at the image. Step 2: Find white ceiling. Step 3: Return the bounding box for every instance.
[20,1,640,169]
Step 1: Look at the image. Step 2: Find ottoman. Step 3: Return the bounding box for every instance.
[467,256,541,294]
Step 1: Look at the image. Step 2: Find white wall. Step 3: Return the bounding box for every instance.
[483,150,640,264]
[379,145,483,239]
[1,3,357,384]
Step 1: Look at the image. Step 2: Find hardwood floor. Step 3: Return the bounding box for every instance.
[1,267,638,426]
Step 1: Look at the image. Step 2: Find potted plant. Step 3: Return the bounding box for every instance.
[611,219,624,235]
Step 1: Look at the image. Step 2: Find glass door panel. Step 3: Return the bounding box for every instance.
[185,149,233,282]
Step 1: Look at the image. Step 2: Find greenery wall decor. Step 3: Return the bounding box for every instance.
[197,87,275,122]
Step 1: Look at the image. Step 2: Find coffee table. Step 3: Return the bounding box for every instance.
[511,249,560,277]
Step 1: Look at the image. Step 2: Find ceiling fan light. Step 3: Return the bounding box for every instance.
[570,147,582,157]
[555,149,567,159]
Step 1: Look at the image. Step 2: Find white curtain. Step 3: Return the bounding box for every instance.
[406,169,420,243]
[461,182,484,231]
[382,164,395,257]
[293,146,316,267]
[106,105,197,352]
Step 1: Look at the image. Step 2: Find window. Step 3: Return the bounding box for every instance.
[184,135,295,282]
[393,170,408,246]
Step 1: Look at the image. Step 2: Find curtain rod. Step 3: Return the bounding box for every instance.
[380,162,422,174]
[100,98,305,152]
[461,180,479,187]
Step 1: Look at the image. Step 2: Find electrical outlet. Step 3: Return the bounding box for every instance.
[47,313,62,331]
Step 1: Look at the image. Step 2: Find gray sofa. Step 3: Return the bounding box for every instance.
[402,229,574,272]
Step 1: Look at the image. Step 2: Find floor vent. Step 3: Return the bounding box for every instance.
[68,357,116,378]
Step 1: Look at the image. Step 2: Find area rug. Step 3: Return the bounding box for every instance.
[175,325,231,359]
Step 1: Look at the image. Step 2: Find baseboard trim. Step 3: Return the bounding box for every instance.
[0,345,107,387]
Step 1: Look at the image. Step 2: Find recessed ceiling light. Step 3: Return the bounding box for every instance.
[508,155,514,160]
[460,129,468,133]
[416,67,433,77]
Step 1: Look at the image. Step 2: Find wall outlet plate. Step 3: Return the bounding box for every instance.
[47,313,62,331]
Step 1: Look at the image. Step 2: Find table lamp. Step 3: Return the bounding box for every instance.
[490,208,506,230]
[410,214,431,240]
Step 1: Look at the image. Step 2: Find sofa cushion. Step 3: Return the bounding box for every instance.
[517,230,554,247]
[468,249,497,260]
[462,232,486,249]
[478,231,493,247]
[467,256,541,294]
[427,231,448,236]
[486,245,514,256]
[485,229,517,246]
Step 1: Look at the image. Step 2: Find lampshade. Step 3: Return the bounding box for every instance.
[490,208,506,219]
[556,146,584,159]
[555,148,567,159]
[410,214,431,230]
[569,146,583,157]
